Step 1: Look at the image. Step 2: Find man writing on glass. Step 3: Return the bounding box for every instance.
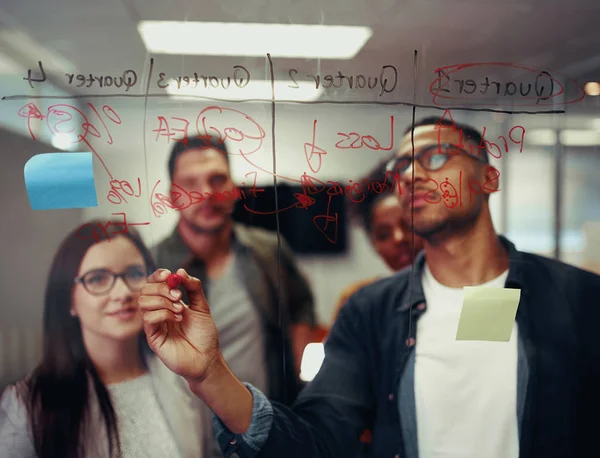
[138,115,600,458]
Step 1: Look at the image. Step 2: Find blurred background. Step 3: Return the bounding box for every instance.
[1,0,599,388]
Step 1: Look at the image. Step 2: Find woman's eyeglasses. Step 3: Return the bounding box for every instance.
[385,143,487,174]
[74,266,147,296]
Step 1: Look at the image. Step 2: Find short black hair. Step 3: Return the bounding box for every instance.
[403,116,489,163]
[168,136,230,180]
[352,158,397,234]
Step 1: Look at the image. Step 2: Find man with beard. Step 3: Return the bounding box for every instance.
[141,117,600,458]
[152,137,316,409]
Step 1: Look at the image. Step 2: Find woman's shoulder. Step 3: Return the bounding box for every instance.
[0,378,36,456]
[1,377,30,415]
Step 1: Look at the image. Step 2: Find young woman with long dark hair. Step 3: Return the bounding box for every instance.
[0,221,212,457]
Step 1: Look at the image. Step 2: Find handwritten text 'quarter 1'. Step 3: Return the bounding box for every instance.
[24,152,98,210]
[456,287,521,342]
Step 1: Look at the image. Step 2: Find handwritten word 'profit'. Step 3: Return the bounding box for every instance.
[435,109,525,160]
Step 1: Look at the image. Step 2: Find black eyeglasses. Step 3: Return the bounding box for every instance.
[74,265,148,296]
[385,143,487,175]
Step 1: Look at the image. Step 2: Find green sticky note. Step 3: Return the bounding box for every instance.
[456,287,521,342]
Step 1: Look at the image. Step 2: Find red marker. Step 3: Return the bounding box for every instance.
[167,273,182,289]
[167,273,187,312]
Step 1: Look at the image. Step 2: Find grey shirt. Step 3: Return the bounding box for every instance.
[152,223,316,406]
[207,247,269,457]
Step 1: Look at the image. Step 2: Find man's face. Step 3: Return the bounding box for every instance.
[394,124,497,239]
[171,148,237,233]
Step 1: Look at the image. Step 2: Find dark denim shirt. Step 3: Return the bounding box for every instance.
[213,236,600,458]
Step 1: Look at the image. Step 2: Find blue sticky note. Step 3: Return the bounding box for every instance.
[24,152,98,210]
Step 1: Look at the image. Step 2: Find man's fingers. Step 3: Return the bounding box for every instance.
[176,268,210,313]
[138,294,184,314]
[147,268,171,284]
[144,267,210,314]
[142,309,182,326]
[139,280,183,305]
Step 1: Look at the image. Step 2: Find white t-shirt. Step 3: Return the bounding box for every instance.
[414,264,519,458]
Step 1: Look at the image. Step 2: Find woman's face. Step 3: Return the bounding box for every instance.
[71,236,147,344]
[370,195,424,271]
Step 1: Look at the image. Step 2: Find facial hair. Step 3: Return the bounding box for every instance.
[410,199,482,241]
[187,220,228,235]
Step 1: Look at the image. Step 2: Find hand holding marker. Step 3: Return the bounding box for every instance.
[167,273,187,316]
[167,273,182,289]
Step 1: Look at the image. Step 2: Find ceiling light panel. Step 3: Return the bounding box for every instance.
[138,21,372,59]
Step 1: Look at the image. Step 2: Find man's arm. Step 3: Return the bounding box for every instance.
[190,292,375,458]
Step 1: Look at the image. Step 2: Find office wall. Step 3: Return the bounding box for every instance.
[0,127,83,386]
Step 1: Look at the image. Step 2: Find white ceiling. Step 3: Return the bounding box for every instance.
[1,0,600,107]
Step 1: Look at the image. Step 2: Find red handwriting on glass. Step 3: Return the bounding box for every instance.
[152,107,267,157]
[196,106,266,157]
[17,102,121,178]
[293,172,403,244]
[418,168,502,209]
[85,103,122,145]
[41,103,121,145]
[242,171,266,198]
[153,116,190,145]
[150,180,247,218]
[304,120,327,173]
[242,193,316,216]
[335,115,395,151]
[435,109,525,160]
[75,213,150,244]
[17,103,44,139]
[300,171,402,205]
[107,178,142,205]
[481,125,525,159]
[313,195,338,244]
[429,62,585,107]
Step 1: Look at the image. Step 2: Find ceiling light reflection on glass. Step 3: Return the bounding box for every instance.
[137,21,372,59]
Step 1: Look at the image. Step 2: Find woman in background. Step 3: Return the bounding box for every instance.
[332,160,425,322]
[0,221,211,458]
